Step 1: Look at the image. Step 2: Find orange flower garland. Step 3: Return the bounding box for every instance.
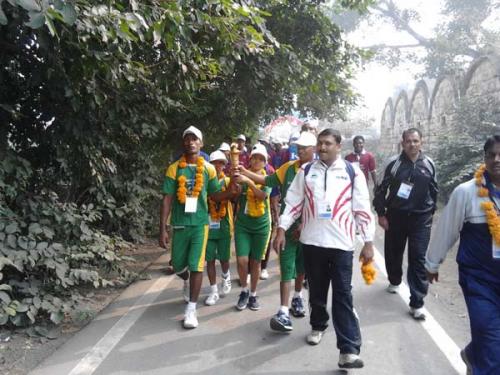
[475,164,500,245]
[177,156,205,204]
[208,172,227,221]
[246,169,266,218]
[361,261,377,285]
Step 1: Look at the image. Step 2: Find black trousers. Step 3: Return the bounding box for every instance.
[385,210,433,308]
[303,245,361,355]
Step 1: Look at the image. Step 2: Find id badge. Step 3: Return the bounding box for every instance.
[318,201,332,220]
[244,201,249,215]
[209,217,221,230]
[493,239,500,259]
[397,182,413,200]
[185,197,198,213]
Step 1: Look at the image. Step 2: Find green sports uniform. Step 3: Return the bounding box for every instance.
[163,158,220,273]
[206,176,233,262]
[235,175,272,261]
[265,160,305,282]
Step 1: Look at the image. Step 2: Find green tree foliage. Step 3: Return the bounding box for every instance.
[0,0,365,327]
[434,96,500,200]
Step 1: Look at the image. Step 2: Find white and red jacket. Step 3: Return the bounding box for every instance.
[279,157,375,251]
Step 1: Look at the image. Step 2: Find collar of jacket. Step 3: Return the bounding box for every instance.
[400,150,425,163]
[318,155,342,170]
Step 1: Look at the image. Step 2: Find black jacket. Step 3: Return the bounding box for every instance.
[373,151,438,216]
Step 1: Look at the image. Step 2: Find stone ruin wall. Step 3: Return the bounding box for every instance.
[378,55,500,159]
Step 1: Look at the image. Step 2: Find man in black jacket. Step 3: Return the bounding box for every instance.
[373,128,438,320]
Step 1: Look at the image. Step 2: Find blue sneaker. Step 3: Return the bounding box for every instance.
[236,290,249,310]
[248,295,260,311]
[270,310,293,332]
[290,296,306,317]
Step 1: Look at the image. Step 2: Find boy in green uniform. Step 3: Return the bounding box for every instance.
[239,131,316,331]
[205,150,234,306]
[159,126,236,329]
[233,144,272,311]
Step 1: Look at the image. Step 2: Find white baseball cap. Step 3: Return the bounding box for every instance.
[209,150,228,163]
[236,134,246,141]
[250,143,268,162]
[293,131,317,147]
[218,142,230,152]
[182,126,203,141]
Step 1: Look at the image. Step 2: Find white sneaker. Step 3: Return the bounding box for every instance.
[260,269,269,280]
[220,276,232,296]
[306,330,324,345]
[338,353,364,369]
[386,283,399,294]
[183,308,198,329]
[183,281,190,303]
[409,306,426,320]
[205,293,220,306]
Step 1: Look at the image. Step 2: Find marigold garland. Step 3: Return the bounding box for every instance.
[475,164,500,245]
[361,261,377,285]
[246,169,266,218]
[177,156,205,204]
[209,172,227,221]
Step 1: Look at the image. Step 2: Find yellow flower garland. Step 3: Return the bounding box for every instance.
[208,172,227,221]
[246,169,266,218]
[361,261,377,285]
[475,164,500,245]
[177,156,205,204]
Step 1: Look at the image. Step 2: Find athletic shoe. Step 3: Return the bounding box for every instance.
[260,269,269,280]
[270,311,293,332]
[386,283,399,294]
[236,290,249,310]
[306,330,324,345]
[248,296,261,311]
[204,293,219,306]
[183,281,190,303]
[183,309,198,329]
[338,353,364,369]
[460,349,472,375]
[290,296,306,317]
[220,276,232,296]
[409,306,426,320]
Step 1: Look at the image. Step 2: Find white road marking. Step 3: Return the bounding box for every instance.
[373,249,467,375]
[68,276,173,375]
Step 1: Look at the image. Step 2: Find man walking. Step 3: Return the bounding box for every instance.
[373,128,438,320]
[159,126,236,329]
[426,135,500,375]
[345,135,377,188]
[274,128,375,369]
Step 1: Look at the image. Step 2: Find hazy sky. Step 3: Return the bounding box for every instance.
[346,0,443,122]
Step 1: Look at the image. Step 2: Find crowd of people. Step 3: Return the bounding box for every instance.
[159,124,499,374]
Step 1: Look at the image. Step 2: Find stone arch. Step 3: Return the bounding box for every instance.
[409,80,430,136]
[428,75,459,154]
[393,91,410,152]
[462,55,500,99]
[380,98,394,155]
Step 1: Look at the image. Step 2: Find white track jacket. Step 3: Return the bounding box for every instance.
[279,157,375,251]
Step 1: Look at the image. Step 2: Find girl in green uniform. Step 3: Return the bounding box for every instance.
[205,151,234,305]
[234,144,272,311]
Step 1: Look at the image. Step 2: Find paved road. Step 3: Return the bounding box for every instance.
[30,229,469,375]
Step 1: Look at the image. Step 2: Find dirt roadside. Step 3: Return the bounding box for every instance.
[0,241,165,375]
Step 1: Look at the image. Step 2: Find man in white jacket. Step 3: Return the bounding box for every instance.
[274,128,375,369]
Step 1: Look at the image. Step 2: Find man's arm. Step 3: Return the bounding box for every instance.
[373,159,396,230]
[159,194,173,249]
[239,166,266,185]
[351,164,376,263]
[369,153,377,186]
[426,184,467,281]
